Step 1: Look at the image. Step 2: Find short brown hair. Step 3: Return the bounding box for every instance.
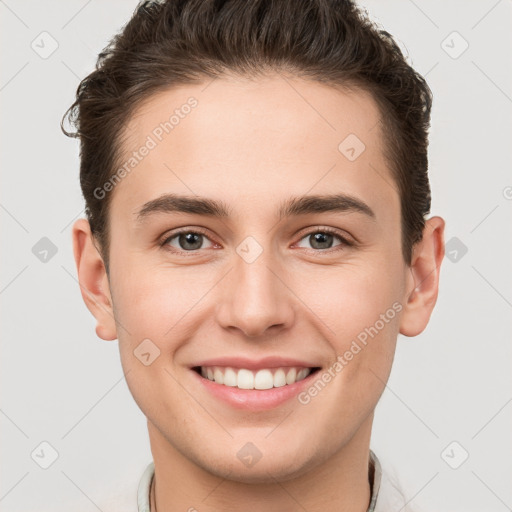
[62,0,432,270]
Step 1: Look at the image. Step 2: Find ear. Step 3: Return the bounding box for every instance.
[72,218,117,341]
[399,216,445,337]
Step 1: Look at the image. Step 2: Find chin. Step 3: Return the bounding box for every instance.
[197,445,320,485]
[212,460,310,485]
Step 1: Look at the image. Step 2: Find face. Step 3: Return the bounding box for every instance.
[74,73,443,483]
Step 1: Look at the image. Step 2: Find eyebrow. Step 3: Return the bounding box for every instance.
[134,193,376,222]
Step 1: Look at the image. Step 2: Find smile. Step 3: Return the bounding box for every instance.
[193,366,318,390]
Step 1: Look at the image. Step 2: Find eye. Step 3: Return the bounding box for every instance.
[159,227,353,254]
[295,228,353,251]
[161,229,215,252]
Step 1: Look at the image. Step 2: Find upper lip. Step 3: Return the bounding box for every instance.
[192,356,320,371]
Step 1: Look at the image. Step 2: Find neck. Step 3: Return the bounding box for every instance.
[147,414,374,512]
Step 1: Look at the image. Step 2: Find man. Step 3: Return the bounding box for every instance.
[63,0,445,510]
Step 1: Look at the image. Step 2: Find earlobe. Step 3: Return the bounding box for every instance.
[399,216,446,337]
[72,218,117,341]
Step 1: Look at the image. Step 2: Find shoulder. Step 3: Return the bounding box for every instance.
[372,452,428,512]
[94,462,153,512]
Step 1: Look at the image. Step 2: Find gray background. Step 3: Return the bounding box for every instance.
[1,1,511,511]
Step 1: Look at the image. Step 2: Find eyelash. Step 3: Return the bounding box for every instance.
[159,226,354,255]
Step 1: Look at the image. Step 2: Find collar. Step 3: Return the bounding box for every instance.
[138,449,382,512]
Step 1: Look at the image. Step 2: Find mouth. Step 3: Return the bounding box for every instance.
[192,365,322,390]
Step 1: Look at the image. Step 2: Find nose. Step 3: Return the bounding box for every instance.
[215,244,296,339]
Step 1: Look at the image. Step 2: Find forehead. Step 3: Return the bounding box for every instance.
[113,73,396,223]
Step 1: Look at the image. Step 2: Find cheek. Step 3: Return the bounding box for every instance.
[109,264,199,419]
[302,261,403,340]
[297,262,402,399]
[110,261,213,345]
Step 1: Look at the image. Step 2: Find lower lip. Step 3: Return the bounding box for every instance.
[191,368,319,411]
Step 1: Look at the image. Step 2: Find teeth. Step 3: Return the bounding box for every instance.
[296,368,309,381]
[198,366,313,389]
[223,367,237,387]
[213,368,224,385]
[285,368,297,385]
[273,368,286,387]
[254,369,273,390]
[237,369,254,389]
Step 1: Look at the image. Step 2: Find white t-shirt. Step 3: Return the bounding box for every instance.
[96,450,423,512]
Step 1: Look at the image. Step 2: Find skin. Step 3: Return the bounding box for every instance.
[72,73,445,512]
